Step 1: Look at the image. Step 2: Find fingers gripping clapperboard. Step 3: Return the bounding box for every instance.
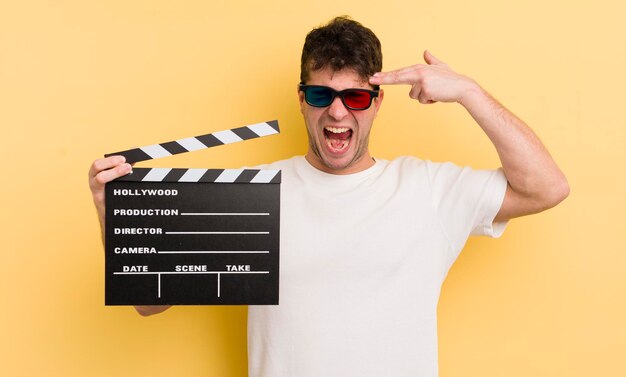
[104,120,280,306]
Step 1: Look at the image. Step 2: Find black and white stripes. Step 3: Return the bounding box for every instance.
[106,120,279,164]
[116,168,281,183]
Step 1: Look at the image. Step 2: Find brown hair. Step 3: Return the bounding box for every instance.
[300,16,382,84]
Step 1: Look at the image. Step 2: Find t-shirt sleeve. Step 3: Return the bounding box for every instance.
[426,160,508,256]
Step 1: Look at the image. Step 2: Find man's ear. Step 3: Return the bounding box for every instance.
[373,88,384,115]
[297,84,306,112]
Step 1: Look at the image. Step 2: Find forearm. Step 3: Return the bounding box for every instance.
[459,83,569,212]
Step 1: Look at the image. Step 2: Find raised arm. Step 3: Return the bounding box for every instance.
[88,156,171,316]
[369,50,569,222]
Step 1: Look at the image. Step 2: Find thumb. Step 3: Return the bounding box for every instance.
[423,50,446,66]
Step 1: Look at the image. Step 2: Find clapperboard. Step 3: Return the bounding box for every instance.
[104,120,280,306]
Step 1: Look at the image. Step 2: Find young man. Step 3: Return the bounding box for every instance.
[89,16,568,377]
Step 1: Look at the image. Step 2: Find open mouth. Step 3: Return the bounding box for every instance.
[323,126,353,153]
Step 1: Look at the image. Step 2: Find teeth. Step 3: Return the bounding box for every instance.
[325,127,350,134]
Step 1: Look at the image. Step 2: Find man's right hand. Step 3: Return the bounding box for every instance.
[88,155,132,235]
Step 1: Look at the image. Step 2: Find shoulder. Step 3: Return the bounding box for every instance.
[378,156,431,179]
[381,156,505,191]
[382,156,464,172]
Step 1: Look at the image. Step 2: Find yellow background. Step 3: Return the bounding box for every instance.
[1,0,624,376]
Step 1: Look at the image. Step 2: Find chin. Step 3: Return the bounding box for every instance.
[320,155,359,173]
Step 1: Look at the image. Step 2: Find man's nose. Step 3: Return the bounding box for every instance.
[327,96,349,120]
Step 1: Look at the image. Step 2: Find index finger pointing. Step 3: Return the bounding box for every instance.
[369,65,425,86]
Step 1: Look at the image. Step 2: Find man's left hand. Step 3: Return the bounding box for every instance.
[369,50,477,105]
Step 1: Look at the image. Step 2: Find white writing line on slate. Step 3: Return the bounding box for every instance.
[158,250,270,254]
[165,231,269,235]
[180,212,270,216]
[114,271,270,275]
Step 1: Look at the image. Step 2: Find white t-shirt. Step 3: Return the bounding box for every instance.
[248,156,508,377]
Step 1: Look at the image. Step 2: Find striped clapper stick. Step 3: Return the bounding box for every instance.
[105,120,279,163]
[104,121,280,306]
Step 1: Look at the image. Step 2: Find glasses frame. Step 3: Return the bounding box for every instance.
[299,83,380,111]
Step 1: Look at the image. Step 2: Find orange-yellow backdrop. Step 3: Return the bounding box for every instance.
[1,1,624,376]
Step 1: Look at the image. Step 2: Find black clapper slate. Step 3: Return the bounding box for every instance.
[104,121,280,305]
